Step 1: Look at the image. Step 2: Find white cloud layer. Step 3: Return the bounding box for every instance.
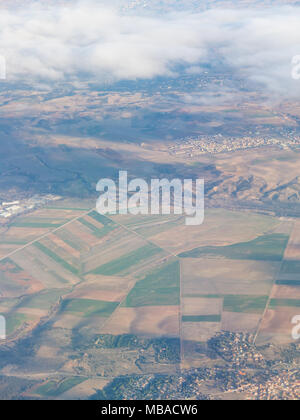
[1,2,300,96]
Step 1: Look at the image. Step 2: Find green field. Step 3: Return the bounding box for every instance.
[182,315,221,322]
[183,294,223,298]
[33,242,79,275]
[5,313,29,335]
[89,243,162,276]
[88,211,116,227]
[276,280,300,286]
[223,295,269,313]
[78,217,116,239]
[269,298,300,308]
[280,260,300,274]
[124,260,180,307]
[36,377,86,397]
[0,240,27,245]
[55,231,83,251]
[20,289,69,310]
[11,222,63,228]
[179,234,289,261]
[61,298,119,317]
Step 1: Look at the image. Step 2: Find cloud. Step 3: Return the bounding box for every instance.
[1,2,300,97]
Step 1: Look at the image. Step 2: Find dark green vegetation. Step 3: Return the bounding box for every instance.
[269,298,300,308]
[88,211,116,226]
[36,377,86,397]
[0,240,27,245]
[60,298,119,317]
[78,218,115,238]
[280,260,300,274]
[78,211,117,238]
[33,242,78,275]
[223,295,268,313]
[179,234,289,261]
[19,289,69,310]
[124,259,180,307]
[275,280,300,286]
[182,315,221,322]
[90,243,162,276]
[94,334,180,364]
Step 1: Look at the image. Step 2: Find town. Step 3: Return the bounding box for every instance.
[169,134,300,156]
[0,194,61,223]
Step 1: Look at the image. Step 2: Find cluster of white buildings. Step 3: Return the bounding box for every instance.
[0,194,61,220]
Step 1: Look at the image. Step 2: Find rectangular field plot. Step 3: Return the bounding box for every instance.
[182,315,221,322]
[276,279,300,286]
[111,214,184,238]
[89,243,164,277]
[182,322,221,343]
[269,298,300,308]
[182,297,222,316]
[57,378,110,400]
[280,260,300,275]
[18,289,70,311]
[10,220,65,229]
[101,306,180,337]
[271,285,300,299]
[81,228,146,273]
[60,298,119,317]
[179,234,289,261]
[11,247,80,288]
[221,312,261,333]
[148,209,281,255]
[35,377,87,398]
[223,295,268,314]
[77,212,117,239]
[181,258,277,296]
[283,220,300,260]
[124,259,180,307]
[33,242,79,275]
[68,275,135,302]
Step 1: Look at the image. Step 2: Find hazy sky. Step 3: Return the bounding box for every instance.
[1,2,300,97]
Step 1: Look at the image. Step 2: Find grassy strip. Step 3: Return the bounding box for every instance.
[61,298,119,317]
[179,234,289,261]
[11,222,63,228]
[124,260,180,307]
[281,260,300,274]
[223,295,269,314]
[78,218,116,239]
[36,377,86,397]
[182,315,221,323]
[276,279,300,286]
[269,298,300,308]
[89,211,116,226]
[33,242,78,275]
[90,244,162,276]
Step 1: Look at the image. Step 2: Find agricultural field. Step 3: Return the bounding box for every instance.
[0,200,299,398]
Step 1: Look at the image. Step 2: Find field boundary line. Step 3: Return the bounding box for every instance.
[0,207,95,263]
